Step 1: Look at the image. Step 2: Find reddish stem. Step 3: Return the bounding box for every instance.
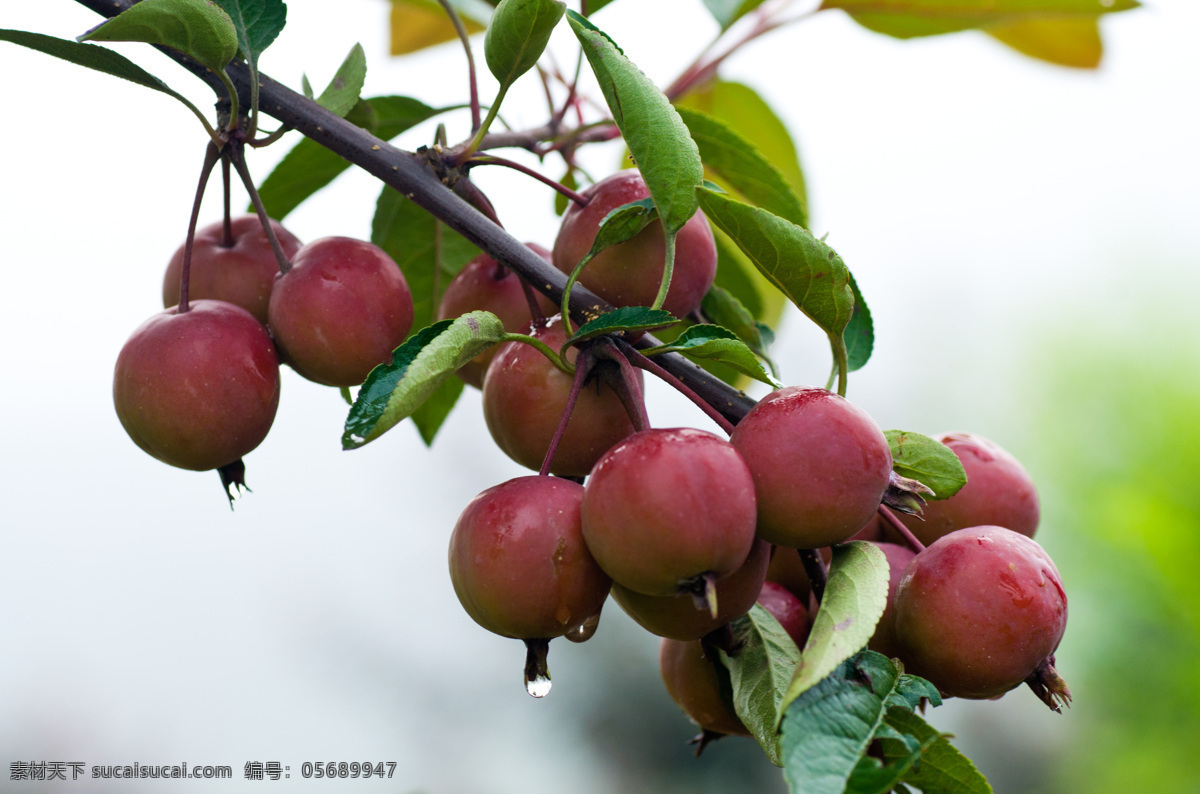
[178,142,224,313]
[468,154,589,207]
[220,154,234,247]
[228,139,292,275]
[594,338,650,432]
[617,339,736,436]
[877,505,927,554]
[538,347,595,477]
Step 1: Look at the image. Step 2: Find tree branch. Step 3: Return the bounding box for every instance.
[70,0,758,425]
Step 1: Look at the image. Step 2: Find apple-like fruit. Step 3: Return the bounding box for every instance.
[162,215,301,324]
[552,171,717,318]
[113,300,280,471]
[268,237,414,387]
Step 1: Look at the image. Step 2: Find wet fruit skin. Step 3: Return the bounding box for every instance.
[552,170,718,318]
[730,386,893,548]
[482,318,639,477]
[448,476,612,640]
[113,300,281,471]
[893,432,1040,546]
[611,539,770,640]
[435,244,556,389]
[267,237,414,387]
[865,542,918,659]
[582,428,758,596]
[162,215,302,325]
[894,525,1067,700]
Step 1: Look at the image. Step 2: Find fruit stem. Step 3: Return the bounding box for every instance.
[451,177,504,227]
[228,140,293,275]
[649,231,677,313]
[467,154,589,207]
[537,345,595,477]
[616,338,737,436]
[437,0,482,133]
[877,505,926,554]
[593,337,650,432]
[559,250,598,337]
[178,141,224,314]
[220,153,234,248]
[798,548,827,604]
[499,333,573,375]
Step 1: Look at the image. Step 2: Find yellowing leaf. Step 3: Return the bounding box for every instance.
[389,0,487,56]
[986,17,1103,69]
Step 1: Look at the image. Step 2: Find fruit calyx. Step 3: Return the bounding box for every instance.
[1025,655,1072,714]
[882,470,936,516]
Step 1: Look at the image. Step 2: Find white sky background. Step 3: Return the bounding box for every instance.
[1,1,1198,791]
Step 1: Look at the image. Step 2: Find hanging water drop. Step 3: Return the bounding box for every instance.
[522,638,552,698]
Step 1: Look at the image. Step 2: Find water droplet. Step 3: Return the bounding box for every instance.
[564,611,601,643]
[525,673,552,698]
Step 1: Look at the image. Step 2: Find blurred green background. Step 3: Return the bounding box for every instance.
[1,2,1197,793]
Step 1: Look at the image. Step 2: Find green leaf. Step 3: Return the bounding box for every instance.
[780,651,904,794]
[884,430,968,501]
[343,314,508,448]
[643,325,781,388]
[565,307,676,346]
[710,225,788,336]
[388,0,492,56]
[567,11,703,236]
[701,0,769,30]
[315,43,367,118]
[372,186,481,339]
[256,96,445,220]
[697,187,854,347]
[701,285,775,366]
[212,0,285,66]
[882,710,993,793]
[819,0,1139,40]
[779,541,889,721]
[411,374,464,446]
[485,0,566,89]
[676,80,808,231]
[1,29,193,105]
[844,269,874,372]
[676,107,806,229]
[589,198,659,255]
[79,0,239,74]
[986,17,1104,69]
[718,604,802,766]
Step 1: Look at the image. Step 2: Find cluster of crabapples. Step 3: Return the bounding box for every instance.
[113,215,415,482]
[436,171,1070,730]
[111,166,1069,739]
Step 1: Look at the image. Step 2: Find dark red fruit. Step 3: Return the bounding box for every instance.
[659,638,750,738]
[894,526,1067,700]
[611,540,770,640]
[756,581,811,648]
[894,432,1040,545]
[865,542,918,659]
[162,215,302,324]
[582,428,757,596]
[268,237,414,387]
[482,318,638,477]
[435,244,556,388]
[730,386,893,548]
[552,170,717,318]
[448,476,611,640]
[113,300,280,471]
